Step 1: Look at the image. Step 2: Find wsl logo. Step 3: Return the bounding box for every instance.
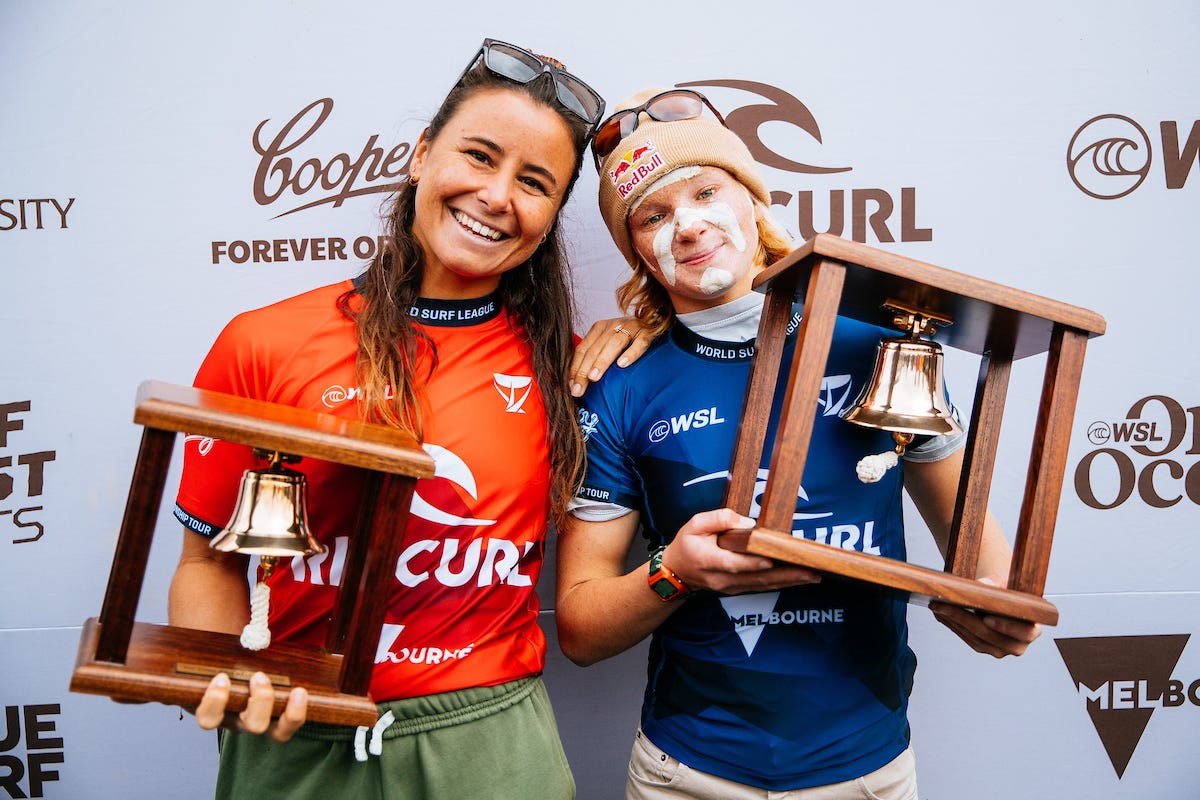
[1057,635,1197,778]
[1074,394,1200,509]
[647,406,726,444]
[1067,113,1200,199]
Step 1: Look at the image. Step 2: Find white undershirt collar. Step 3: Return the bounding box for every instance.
[675,292,765,343]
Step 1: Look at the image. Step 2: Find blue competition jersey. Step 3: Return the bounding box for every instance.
[575,310,919,790]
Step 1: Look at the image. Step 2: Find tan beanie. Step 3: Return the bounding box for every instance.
[596,87,770,268]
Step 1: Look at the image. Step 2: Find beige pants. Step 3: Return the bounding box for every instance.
[625,728,917,800]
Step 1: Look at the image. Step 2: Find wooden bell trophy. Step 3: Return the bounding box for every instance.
[719,234,1106,625]
[70,381,434,726]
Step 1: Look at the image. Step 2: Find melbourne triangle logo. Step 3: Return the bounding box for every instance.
[1055,634,1189,778]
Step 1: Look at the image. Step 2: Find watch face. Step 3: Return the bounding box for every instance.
[651,576,678,599]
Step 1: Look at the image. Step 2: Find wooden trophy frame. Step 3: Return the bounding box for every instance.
[719,234,1106,625]
[70,381,434,727]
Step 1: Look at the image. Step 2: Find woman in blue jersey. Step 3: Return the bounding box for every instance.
[557,87,1042,799]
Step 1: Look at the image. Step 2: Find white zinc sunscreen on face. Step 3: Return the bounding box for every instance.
[652,202,746,286]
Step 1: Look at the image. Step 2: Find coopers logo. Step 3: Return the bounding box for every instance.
[1074,394,1200,509]
[1056,635,1195,778]
[1067,113,1199,199]
[679,79,933,245]
[211,97,411,265]
[252,97,411,216]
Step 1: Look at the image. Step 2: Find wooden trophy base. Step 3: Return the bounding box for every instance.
[721,530,1059,624]
[72,618,379,727]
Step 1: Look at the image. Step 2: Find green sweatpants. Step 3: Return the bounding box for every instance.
[214,676,575,800]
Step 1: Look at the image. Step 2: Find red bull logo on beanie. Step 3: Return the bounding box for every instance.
[609,140,665,198]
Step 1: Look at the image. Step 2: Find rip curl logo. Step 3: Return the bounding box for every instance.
[410,444,496,528]
[683,468,834,528]
[578,409,599,441]
[1056,634,1194,778]
[492,373,532,414]
[677,79,851,175]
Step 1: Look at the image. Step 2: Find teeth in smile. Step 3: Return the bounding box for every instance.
[454,211,504,241]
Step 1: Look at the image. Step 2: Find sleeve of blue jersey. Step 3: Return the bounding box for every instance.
[573,353,654,510]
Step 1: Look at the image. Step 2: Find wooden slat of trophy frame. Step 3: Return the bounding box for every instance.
[70,381,435,727]
[718,234,1106,625]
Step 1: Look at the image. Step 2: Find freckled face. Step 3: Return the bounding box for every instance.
[627,166,761,314]
[408,88,578,299]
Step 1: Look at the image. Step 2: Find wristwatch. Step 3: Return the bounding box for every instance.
[648,546,691,602]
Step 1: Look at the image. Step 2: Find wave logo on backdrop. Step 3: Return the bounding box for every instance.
[1,402,55,545]
[1056,635,1196,778]
[211,97,411,266]
[1067,113,1200,199]
[1073,394,1200,510]
[679,79,933,245]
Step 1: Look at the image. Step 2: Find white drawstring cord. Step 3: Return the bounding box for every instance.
[353,710,396,762]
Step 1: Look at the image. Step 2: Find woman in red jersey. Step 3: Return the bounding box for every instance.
[167,39,621,800]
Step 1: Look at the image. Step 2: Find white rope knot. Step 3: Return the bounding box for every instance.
[353,710,396,762]
[855,450,899,483]
[240,580,272,651]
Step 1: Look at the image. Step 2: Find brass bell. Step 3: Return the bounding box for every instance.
[210,449,324,558]
[841,303,963,437]
[841,303,963,483]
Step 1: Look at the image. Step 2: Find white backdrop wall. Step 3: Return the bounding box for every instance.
[3,2,1198,798]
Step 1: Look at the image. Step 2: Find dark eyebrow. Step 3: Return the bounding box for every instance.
[464,135,560,189]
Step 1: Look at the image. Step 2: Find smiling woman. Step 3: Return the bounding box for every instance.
[408,88,578,298]
[164,38,606,800]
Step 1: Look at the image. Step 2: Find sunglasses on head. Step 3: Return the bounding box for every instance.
[456,38,606,137]
[591,89,727,169]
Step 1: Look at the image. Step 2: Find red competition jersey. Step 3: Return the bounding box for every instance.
[174,280,553,701]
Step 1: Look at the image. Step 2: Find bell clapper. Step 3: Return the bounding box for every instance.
[241,555,276,651]
[855,432,915,484]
